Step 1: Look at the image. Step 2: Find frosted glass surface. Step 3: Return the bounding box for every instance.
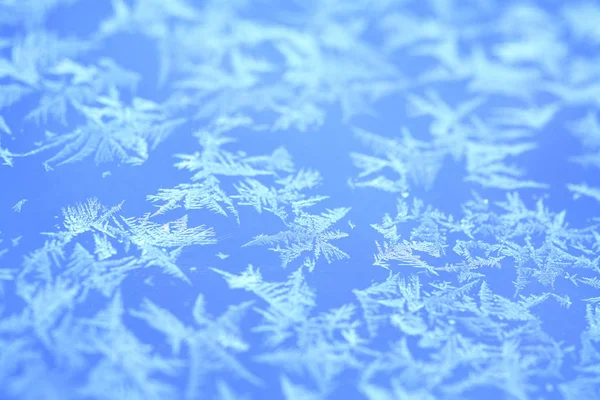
[1,1,600,399]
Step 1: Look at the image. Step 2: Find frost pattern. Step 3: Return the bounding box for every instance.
[1,0,600,399]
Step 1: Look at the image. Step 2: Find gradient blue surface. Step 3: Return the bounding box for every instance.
[1,1,600,399]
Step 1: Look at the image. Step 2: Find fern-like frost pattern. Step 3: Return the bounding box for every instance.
[1,1,600,399]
